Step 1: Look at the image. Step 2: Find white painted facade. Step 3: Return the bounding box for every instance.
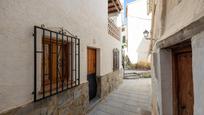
[150,0,204,115]
[0,0,122,113]
[137,38,150,62]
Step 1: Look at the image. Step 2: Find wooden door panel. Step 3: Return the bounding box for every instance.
[177,52,193,115]
[173,44,194,115]
[87,48,97,100]
[87,48,96,75]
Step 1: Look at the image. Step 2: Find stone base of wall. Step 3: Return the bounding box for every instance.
[1,83,89,115]
[1,70,123,115]
[97,69,123,98]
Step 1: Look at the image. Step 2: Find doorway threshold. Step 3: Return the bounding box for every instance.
[87,97,101,112]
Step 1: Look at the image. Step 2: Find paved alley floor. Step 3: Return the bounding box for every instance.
[88,78,152,115]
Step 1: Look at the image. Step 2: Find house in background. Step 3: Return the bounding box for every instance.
[0,0,123,114]
[136,38,151,63]
[148,0,204,115]
[127,0,151,63]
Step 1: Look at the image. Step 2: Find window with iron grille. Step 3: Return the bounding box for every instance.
[113,48,119,71]
[33,26,80,101]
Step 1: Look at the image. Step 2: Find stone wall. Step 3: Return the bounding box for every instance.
[0,83,88,115]
[98,69,123,98]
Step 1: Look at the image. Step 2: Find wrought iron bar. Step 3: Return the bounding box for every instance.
[56,33,59,93]
[75,38,77,86]
[71,38,73,87]
[42,30,45,98]
[66,36,69,88]
[78,39,80,85]
[33,26,80,102]
[49,32,52,95]
[34,26,37,102]
[62,31,64,91]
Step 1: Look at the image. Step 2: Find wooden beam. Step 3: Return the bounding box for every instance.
[108,0,122,14]
[111,0,119,13]
[108,7,117,11]
[108,10,119,14]
[108,2,120,7]
[108,4,122,10]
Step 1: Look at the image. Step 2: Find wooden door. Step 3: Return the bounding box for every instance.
[173,45,194,115]
[87,48,97,100]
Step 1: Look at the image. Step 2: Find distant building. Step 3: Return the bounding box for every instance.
[136,38,151,62]
[127,0,151,63]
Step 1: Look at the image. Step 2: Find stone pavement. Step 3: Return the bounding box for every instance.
[88,78,152,115]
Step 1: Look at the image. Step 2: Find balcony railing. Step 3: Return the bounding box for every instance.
[108,19,121,40]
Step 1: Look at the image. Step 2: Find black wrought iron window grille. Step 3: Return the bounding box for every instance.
[113,48,119,71]
[33,26,80,102]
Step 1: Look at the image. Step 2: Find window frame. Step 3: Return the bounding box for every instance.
[33,26,80,102]
[113,48,120,71]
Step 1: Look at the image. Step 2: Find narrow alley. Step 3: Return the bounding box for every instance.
[88,78,152,115]
[2,0,204,115]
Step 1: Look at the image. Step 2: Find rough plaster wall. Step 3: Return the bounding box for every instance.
[152,0,204,41]
[159,49,173,115]
[155,49,162,115]
[162,0,204,40]
[0,0,121,113]
[192,31,204,115]
[151,52,161,115]
[151,0,163,41]
[151,0,204,114]
[152,48,173,115]
[166,0,179,13]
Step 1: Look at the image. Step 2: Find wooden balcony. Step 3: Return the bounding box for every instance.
[108,0,123,14]
[108,19,121,41]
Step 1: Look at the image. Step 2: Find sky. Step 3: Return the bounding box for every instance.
[126,0,151,63]
[124,0,137,7]
[123,0,137,24]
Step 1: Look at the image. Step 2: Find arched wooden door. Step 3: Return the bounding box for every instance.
[87,48,97,100]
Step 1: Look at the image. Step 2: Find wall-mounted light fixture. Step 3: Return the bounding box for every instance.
[143,29,156,40]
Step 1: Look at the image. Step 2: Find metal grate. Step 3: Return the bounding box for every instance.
[33,26,80,102]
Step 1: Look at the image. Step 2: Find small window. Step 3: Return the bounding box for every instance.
[113,48,119,71]
[122,36,126,43]
[33,26,80,101]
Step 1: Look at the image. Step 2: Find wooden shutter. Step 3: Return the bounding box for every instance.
[113,48,119,71]
[42,38,70,92]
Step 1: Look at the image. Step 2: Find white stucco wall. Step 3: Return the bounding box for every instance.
[192,31,204,115]
[137,38,150,62]
[151,0,204,114]
[162,0,204,40]
[0,0,121,113]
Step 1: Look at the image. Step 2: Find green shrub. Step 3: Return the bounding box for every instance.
[142,72,151,78]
